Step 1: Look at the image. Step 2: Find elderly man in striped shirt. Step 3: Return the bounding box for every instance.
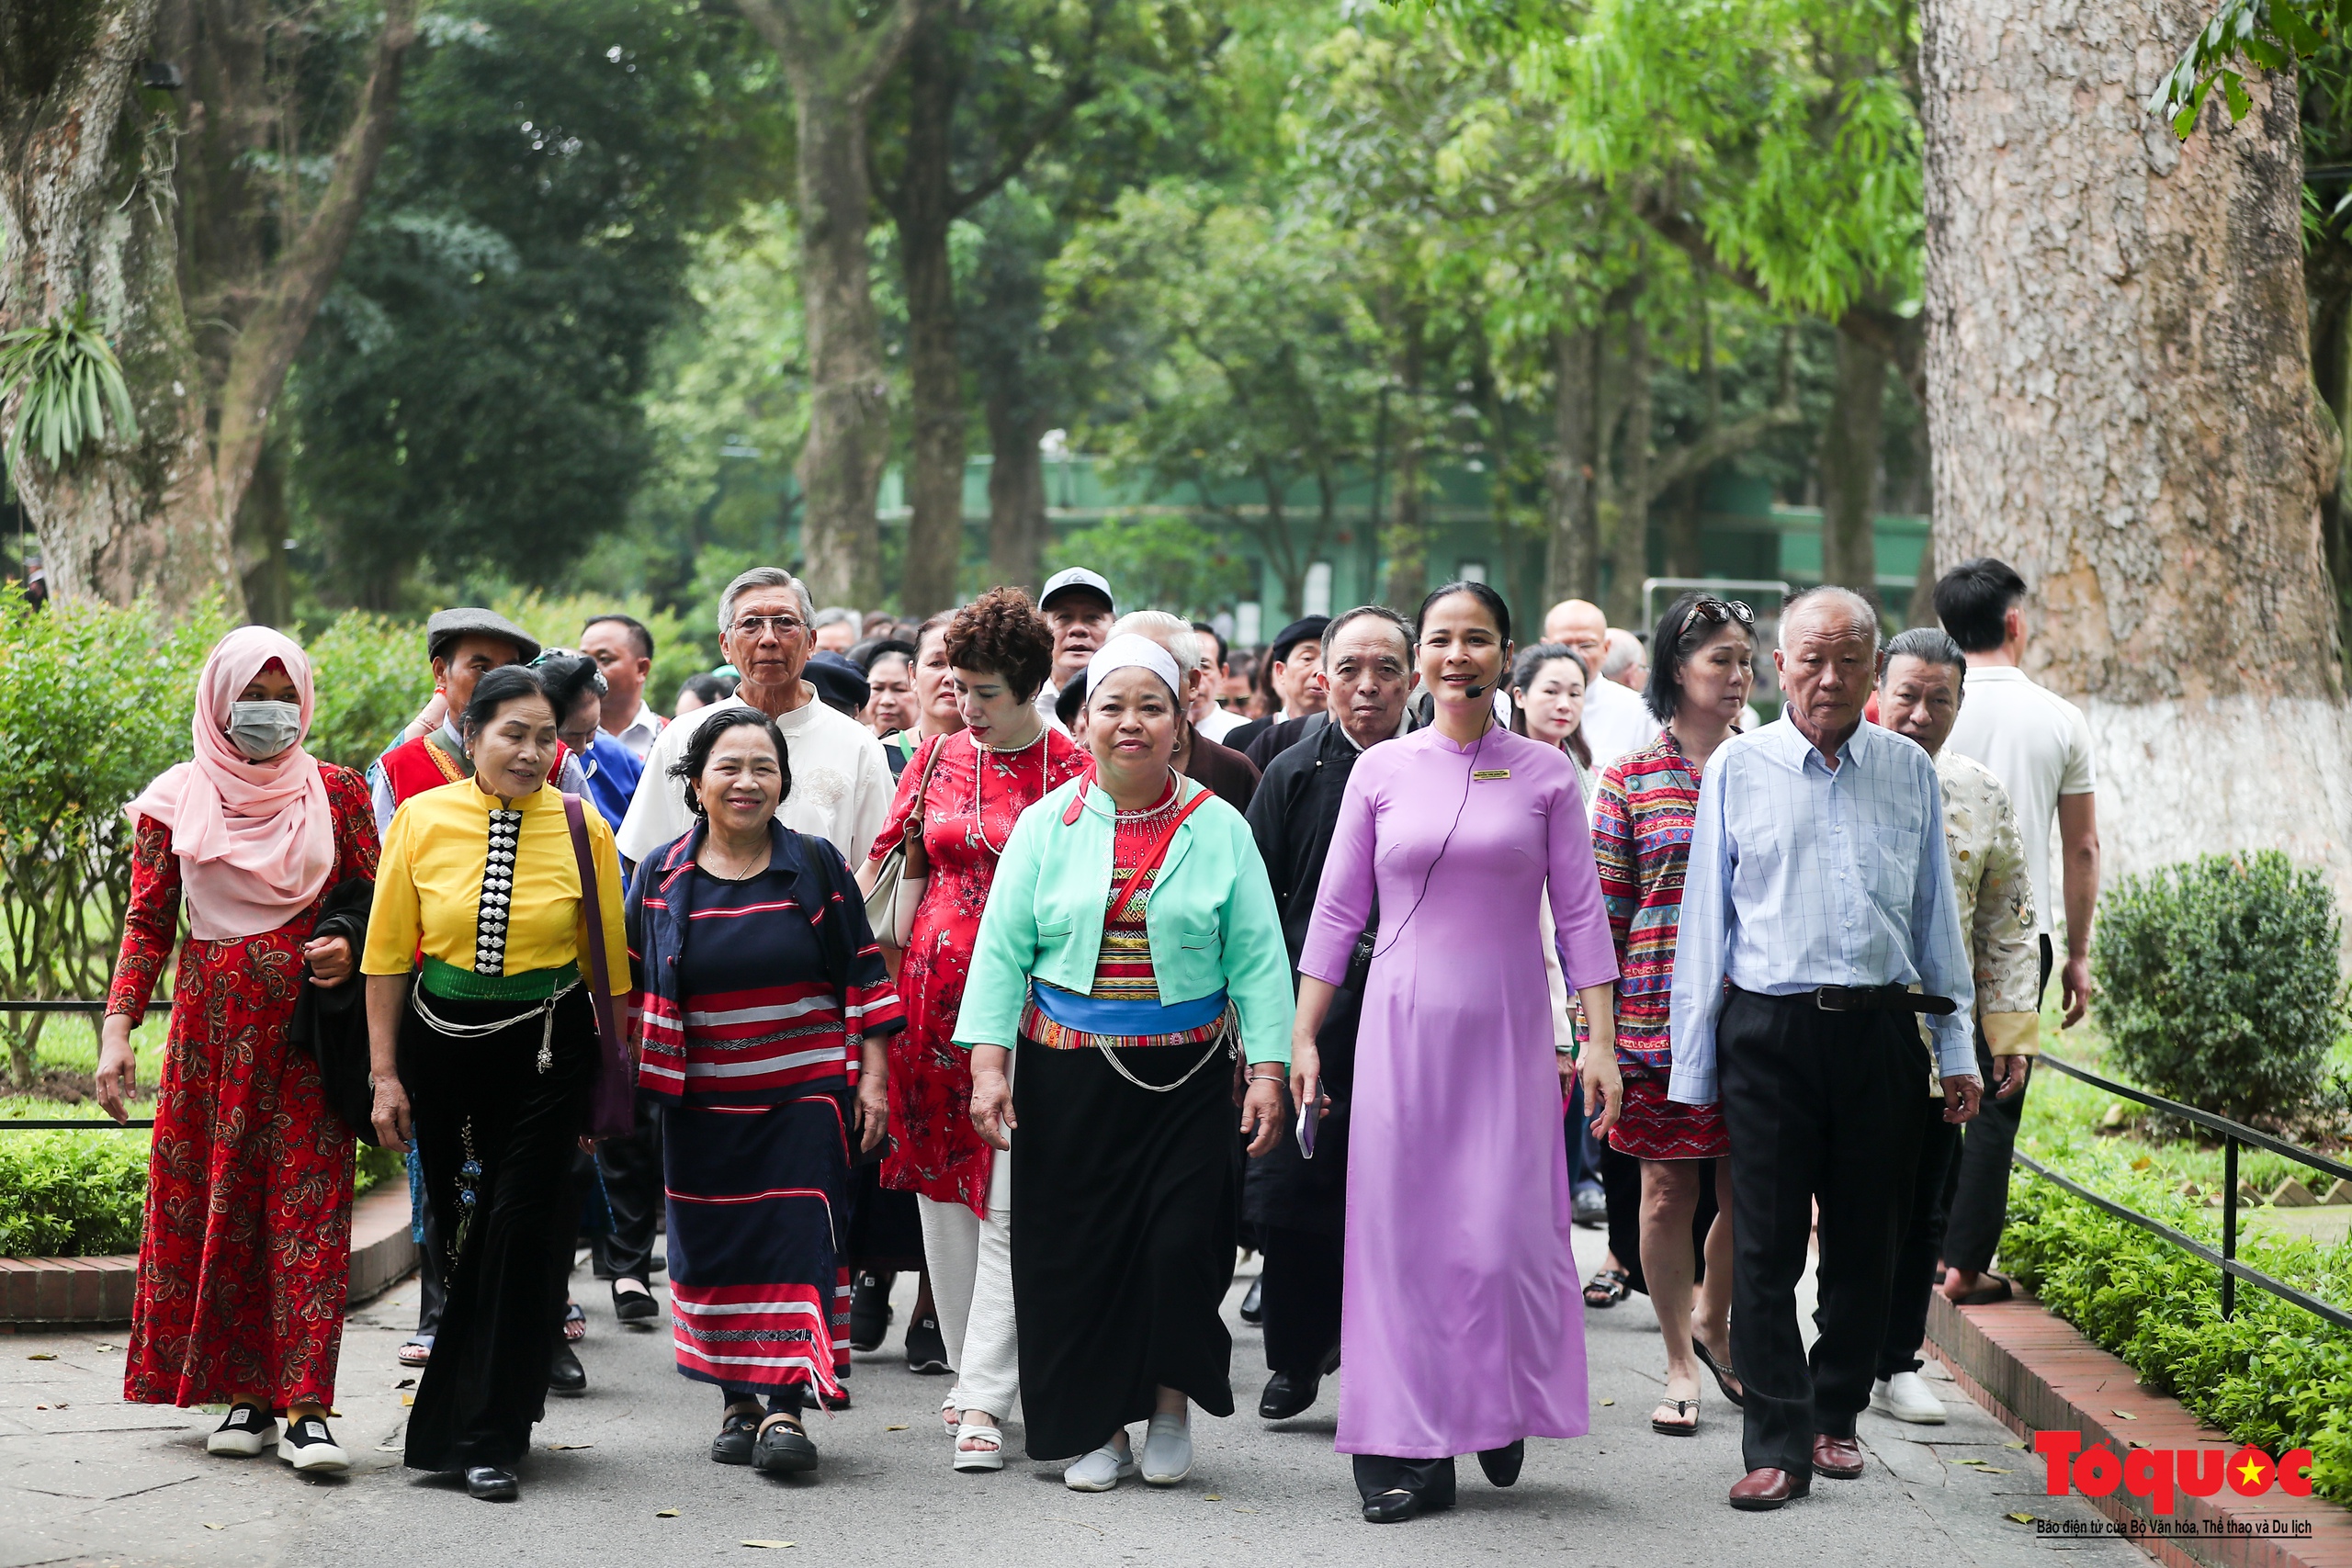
[1667,586,1982,1513]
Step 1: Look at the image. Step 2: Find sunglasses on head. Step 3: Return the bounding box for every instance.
[1681,596,1757,637]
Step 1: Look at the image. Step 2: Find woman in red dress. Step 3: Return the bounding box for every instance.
[95,626,379,1472]
[862,588,1088,1470]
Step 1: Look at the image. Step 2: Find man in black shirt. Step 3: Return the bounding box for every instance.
[1240,605,1417,1418]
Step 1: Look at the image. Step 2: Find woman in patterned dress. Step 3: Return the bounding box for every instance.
[96,626,379,1473]
[860,587,1088,1469]
[1588,590,1756,1437]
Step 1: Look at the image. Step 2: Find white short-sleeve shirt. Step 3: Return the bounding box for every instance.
[1580,675,1663,776]
[1944,665,2096,937]
[616,691,894,867]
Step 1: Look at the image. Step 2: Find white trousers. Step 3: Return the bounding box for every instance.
[917,1145,1017,1420]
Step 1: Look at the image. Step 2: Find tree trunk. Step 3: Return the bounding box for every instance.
[984,385,1046,594]
[1819,328,1885,600]
[1379,327,1428,610]
[0,1,239,615]
[738,0,922,609]
[893,15,966,616]
[1601,312,1652,627]
[1920,0,2348,911]
[199,0,418,545]
[1544,324,1599,605]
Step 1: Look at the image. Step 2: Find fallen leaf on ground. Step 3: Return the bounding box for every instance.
[26,1353,53,1360]
[548,1442,594,1450]
[2110,1409,2138,1420]
[395,1379,415,1389]
[202,1523,224,1531]
[2005,1513,2036,1525]
[1599,1398,1615,1406]
[400,1394,413,1406]
[885,1425,908,1431]
[741,1540,797,1549]
[94,1342,117,1351]
[1203,1494,1221,1501]
[655,1509,679,1518]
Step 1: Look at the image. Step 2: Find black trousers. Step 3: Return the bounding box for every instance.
[1939,936,2048,1274]
[1718,988,1926,1475]
[1259,1224,1343,1376]
[1353,1453,1456,1506]
[401,990,595,1472]
[593,1090,663,1281]
[1876,1098,1961,1380]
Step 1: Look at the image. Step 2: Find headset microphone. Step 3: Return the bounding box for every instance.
[1462,677,1491,700]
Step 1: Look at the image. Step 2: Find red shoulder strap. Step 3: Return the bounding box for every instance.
[1104,784,1214,926]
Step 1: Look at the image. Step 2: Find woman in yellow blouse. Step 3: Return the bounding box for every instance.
[362,664,628,1502]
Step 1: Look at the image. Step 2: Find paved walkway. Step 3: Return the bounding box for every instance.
[2,1228,2145,1568]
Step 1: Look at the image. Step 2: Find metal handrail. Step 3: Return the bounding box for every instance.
[2026,1052,2352,1326]
[0,998,172,1132]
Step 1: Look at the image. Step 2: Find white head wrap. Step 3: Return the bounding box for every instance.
[1084,633,1184,702]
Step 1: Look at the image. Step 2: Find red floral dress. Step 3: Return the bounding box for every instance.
[869,728,1089,1213]
[108,763,379,1411]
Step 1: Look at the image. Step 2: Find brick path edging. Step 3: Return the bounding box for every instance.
[1928,1290,2352,1568]
[0,1183,416,1328]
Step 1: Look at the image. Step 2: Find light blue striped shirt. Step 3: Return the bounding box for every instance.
[1667,716,1977,1105]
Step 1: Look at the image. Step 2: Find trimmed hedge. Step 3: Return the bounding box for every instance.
[2002,1144,2352,1503]
[0,1131,147,1257]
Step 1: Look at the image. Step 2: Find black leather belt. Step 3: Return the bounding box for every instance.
[1813,984,1956,1016]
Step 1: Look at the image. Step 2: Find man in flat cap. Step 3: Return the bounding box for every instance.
[367,607,588,837]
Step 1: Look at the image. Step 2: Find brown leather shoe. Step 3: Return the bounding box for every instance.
[1728,1467,1810,1509]
[1811,1434,1865,1479]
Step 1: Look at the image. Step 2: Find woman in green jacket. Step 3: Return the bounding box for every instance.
[959,634,1294,1495]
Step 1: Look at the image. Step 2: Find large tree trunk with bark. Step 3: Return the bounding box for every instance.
[892,16,967,616]
[1819,329,1884,600]
[1920,0,2348,911]
[740,0,921,609]
[0,0,239,614]
[1600,311,1653,627]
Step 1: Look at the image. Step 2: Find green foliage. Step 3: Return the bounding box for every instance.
[0,592,229,1087]
[293,0,774,605]
[0,1131,148,1258]
[492,590,710,719]
[305,611,431,773]
[2149,0,2333,137]
[0,299,140,476]
[2092,852,2349,1125]
[1048,514,1252,621]
[2001,1146,2352,1503]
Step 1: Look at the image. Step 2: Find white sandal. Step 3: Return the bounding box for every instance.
[941,1394,960,1435]
[954,1421,1005,1472]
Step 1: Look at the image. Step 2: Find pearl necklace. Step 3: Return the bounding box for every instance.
[970,727,1046,858]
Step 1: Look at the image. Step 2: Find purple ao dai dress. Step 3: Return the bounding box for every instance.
[1298,725,1620,1458]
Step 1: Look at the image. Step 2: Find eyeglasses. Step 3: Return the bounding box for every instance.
[729,615,808,640]
[1680,596,1757,637]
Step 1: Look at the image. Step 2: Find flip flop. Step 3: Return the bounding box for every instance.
[1952,1274,2014,1306]
[1692,1337,1744,1407]
[1651,1396,1700,1437]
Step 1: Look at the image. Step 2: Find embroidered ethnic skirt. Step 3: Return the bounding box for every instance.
[663,1094,853,1403]
[1010,1033,1238,1461]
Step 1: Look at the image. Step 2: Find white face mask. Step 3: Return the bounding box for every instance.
[226,700,303,761]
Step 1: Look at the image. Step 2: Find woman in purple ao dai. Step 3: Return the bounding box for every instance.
[1290,581,1623,1525]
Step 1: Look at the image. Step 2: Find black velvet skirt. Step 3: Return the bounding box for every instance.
[1011,1036,1238,1461]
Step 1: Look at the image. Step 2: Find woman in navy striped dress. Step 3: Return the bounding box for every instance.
[628,707,903,1477]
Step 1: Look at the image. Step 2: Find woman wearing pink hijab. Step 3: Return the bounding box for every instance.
[96,626,379,1473]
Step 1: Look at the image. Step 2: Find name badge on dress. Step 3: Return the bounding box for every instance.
[1472,769,1510,781]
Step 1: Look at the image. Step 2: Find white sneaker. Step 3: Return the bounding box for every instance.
[1139,1413,1193,1485]
[1064,1440,1138,1492]
[206,1404,275,1457]
[1871,1371,1947,1425]
[276,1414,352,1472]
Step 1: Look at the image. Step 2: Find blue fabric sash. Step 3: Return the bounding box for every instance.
[1028,981,1228,1038]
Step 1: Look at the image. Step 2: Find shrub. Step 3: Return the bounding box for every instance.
[2002,1148,2352,1503]
[2091,852,2348,1124]
[307,610,432,773]
[492,590,708,720]
[0,1130,148,1256]
[0,591,229,1087]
